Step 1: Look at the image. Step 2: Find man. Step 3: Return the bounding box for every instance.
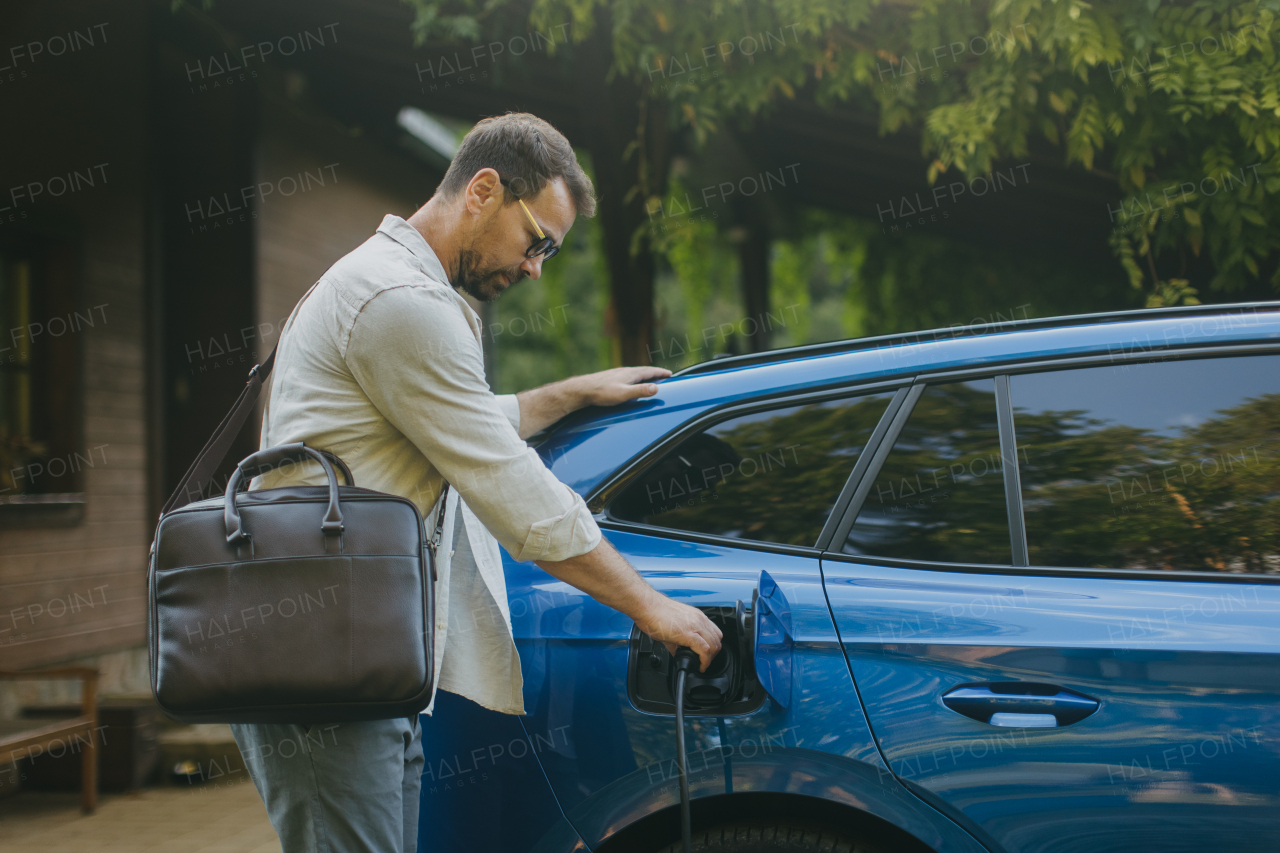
[231,112,723,853]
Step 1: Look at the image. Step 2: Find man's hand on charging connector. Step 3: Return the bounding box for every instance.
[635,593,723,672]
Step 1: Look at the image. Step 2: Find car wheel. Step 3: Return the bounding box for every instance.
[655,822,891,852]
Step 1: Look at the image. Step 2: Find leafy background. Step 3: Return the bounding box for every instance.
[400,0,1280,390]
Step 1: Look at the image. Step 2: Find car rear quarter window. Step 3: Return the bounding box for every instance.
[608,392,895,546]
[842,379,1012,564]
[1011,354,1280,573]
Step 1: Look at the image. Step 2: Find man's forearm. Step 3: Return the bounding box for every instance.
[534,536,724,669]
[515,377,584,439]
[534,536,659,619]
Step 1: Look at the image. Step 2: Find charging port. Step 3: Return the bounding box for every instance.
[626,600,764,717]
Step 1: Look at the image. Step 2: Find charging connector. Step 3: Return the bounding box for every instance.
[626,601,759,852]
[672,647,700,853]
[625,602,762,717]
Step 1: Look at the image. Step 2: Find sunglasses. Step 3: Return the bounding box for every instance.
[499,177,559,260]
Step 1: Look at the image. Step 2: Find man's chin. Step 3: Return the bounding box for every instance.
[481,273,521,301]
[477,279,507,302]
[457,276,508,303]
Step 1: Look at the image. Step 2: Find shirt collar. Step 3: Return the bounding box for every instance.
[376,214,451,285]
[376,214,482,332]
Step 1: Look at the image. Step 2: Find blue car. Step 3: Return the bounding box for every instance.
[418,303,1280,853]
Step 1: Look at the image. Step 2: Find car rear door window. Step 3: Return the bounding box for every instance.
[608,392,896,546]
[842,378,1012,564]
[1011,354,1280,572]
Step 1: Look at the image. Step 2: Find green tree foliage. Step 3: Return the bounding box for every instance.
[648,204,1136,371]
[824,0,1280,301]
[652,197,738,364]
[404,0,1280,306]
[764,209,1132,342]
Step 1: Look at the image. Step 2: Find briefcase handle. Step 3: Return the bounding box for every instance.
[236,446,355,488]
[223,443,344,544]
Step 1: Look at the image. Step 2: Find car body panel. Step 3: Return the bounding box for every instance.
[822,559,1280,853]
[505,529,988,852]
[417,691,588,853]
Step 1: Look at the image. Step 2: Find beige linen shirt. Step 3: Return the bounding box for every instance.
[253,214,602,715]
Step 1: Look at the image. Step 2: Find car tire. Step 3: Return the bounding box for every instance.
[655,822,891,852]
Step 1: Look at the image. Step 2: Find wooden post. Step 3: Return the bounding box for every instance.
[80,670,98,813]
[574,6,671,366]
[0,667,101,813]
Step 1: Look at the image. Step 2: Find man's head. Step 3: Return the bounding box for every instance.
[435,113,595,302]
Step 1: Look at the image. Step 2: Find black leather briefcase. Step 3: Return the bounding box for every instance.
[147,350,444,724]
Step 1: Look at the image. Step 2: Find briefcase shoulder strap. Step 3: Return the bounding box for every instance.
[161,281,332,515]
[161,346,277,515]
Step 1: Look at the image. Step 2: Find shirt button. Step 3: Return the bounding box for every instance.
[450,549,455,556]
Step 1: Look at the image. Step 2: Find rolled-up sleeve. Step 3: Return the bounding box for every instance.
[494,394,521,432]
[344,285,600,562]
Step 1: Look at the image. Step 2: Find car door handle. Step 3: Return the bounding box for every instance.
[942,683,1099,727]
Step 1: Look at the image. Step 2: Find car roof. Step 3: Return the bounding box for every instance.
[539,302,1280,499]
[671,301,1280,377]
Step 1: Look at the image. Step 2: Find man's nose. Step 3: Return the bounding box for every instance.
[520,255,544,280]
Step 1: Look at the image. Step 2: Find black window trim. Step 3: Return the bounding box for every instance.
[824,341,1280,585]
[817,550,1280,585]
[824,384,923,549]
[813,386,912,550]
[993,374,1030,566]
[589,376,917,553]
[586,375,917,514]
[827,376,1021,566]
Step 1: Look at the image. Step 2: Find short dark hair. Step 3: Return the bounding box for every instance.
[439,113,596,217]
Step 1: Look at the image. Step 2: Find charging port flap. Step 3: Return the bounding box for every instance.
[753,571,793,709]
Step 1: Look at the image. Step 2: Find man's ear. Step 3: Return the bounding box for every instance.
[463,168,504,217]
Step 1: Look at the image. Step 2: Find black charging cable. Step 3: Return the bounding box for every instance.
[673,647,701,853]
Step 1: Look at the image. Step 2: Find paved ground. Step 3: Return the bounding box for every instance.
[0,778,281,853]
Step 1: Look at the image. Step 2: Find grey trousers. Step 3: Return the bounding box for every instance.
[231,716,424,853]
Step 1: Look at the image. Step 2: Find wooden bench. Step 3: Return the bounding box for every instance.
[0,667,99,813]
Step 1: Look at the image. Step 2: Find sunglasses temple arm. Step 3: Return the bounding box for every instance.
[518,200,546,239]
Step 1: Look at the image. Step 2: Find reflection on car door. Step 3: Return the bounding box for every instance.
[508,390,958,849]
[822,355,1280,853]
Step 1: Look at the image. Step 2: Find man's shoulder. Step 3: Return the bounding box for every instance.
[347,280,478,349]
[325,230,448,311]
[297,223,478,358]
[334,264,479,362]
